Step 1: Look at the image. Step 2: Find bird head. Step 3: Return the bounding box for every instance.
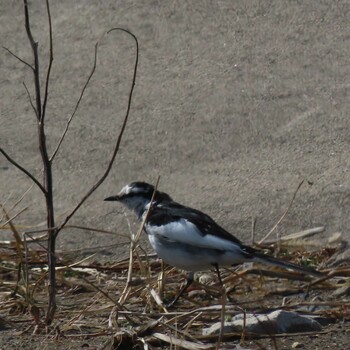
[104,181,172,219]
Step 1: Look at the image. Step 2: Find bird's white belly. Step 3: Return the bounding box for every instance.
[148,233,245,272]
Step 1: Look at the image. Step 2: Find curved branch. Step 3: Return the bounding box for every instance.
[56,28,139,236]
[50,42,98,162]
[0,148,46,194]
[107,28,138,130]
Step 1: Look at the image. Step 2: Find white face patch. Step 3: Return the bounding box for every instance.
[118,183,151,198]
[118,184,132,197]
[125,184,132,193]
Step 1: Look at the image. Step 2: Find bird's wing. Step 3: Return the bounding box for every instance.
[145,201,248,253]
[145,202,324,277]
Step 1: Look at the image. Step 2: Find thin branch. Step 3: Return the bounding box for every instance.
[107,28,138,127]
[2,46,34,71]
[55,28,139,236]
[50,43,98,162]
[41,0,53,122]
[0,148,46,194]
[261,226,325,245]
[0,192,13,223]
[23,224,130,239]
[134,176,160,243]
[258,180,305,245]
[24,0,42,120]
[0,207,28,230]
[23,82,37,115]
[9,182,34,214]
[119,177,160,305]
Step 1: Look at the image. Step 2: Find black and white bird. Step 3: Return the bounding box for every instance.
[105,181,323,306]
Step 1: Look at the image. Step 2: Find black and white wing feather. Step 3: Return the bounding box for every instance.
[145,201,323,277]
[145,201,253,257]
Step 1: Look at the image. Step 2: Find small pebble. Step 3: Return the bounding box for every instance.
[332,285,350,297]
[292,342,304,349]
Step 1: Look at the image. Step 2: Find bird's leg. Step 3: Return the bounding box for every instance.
[166,271,194,308]
[213,263,237,303]
[213,263,224,287]
[213,264,227,345]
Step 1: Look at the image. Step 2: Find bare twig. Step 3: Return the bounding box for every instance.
[41,0,53,122]
[216,289,227,350]
[0,148,46,193]
[1,205,23,250]
[8,182,35,213]
[23,234,30,301]
[23,224,129,239]
[50,42,98,162]
[22,0,57,324]
[149,332,212,350]
[119,177,160,305]
[0,207,28,229]
[23,82,38,116]
[251,216,256,245]
[3,2,138,327]
[23,0,41,121]
[2,46,34,71]
[0,192,13,223]
[134,176,160,243]
[56,28,139,236]
[258,180,305,245]
[262,226,325,245]
[1,205,26,299]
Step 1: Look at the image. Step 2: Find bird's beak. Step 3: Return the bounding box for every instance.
[104,195,120,201]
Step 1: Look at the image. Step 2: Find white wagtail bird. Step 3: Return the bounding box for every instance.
[105,181,323,306]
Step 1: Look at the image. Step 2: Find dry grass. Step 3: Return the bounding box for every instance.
[0,205,349,349]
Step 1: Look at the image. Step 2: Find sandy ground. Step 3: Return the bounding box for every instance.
[1,2,350,261]
[1,2,350,349]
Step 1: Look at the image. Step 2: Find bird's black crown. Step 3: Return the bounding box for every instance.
[105,181,173,203]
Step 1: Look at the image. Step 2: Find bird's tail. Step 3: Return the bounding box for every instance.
[252,251,324,278]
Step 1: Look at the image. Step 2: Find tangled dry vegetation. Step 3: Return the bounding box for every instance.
[1,204,350,349]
